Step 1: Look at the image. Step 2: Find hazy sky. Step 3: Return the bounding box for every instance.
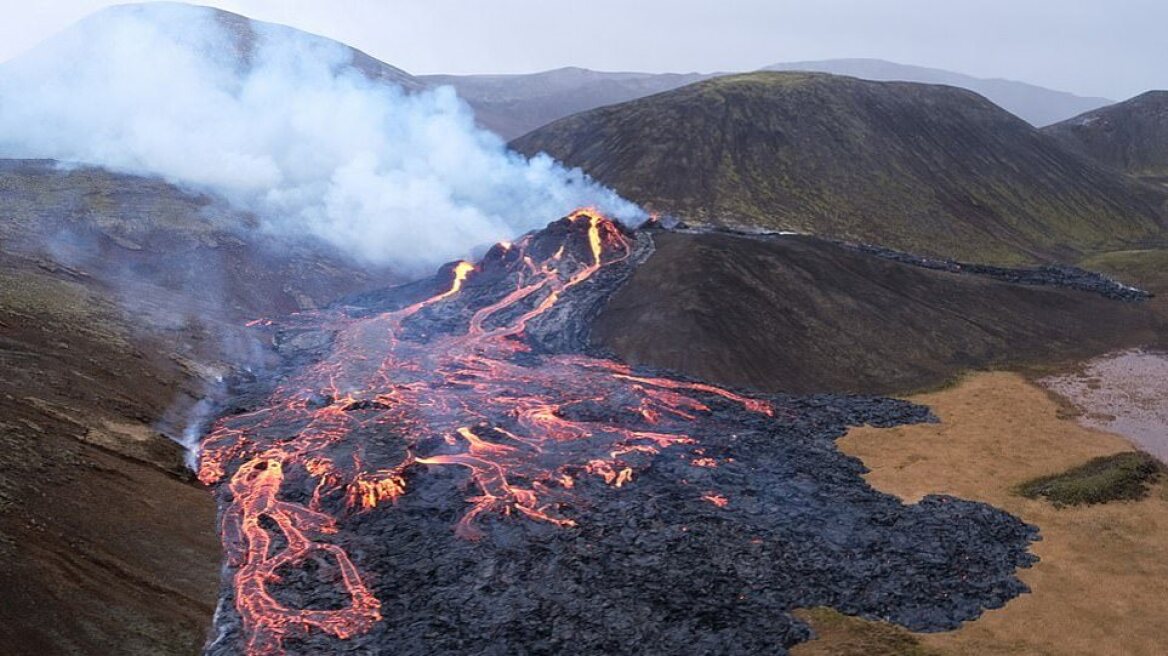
[1,0,1164,100]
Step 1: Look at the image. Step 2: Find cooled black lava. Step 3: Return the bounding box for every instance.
[200,212,1038,656]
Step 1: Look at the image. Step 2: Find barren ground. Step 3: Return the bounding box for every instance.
[1041,349,1168,462]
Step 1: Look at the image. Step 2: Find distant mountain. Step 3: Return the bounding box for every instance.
[119,2,425,92]
[512,72,1168,264]
[1044,91,1168,186]
[422,67,717,140]
[428,59,1111,141]
[764,58,1112,127]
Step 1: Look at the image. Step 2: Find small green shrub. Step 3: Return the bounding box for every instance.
[1016,452,1164,507]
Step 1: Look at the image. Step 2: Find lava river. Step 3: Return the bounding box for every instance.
[198,211,1039,655]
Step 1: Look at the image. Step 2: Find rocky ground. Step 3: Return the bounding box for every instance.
[1041,350,1168,462]
[840,242,1153,301]
[0,254,222,655]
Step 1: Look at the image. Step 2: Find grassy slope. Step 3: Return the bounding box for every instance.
[514,73,1168,264]
[1079,248,1168,334]
[1044,91,1168,183]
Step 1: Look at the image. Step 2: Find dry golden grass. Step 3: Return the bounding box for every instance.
[795,372,1168,656]
[791,607,941,655]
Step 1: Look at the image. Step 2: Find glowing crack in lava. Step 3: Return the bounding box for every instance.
[198,210,777,654]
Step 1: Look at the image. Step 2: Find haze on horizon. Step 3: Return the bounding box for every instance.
[1,0,1165,101]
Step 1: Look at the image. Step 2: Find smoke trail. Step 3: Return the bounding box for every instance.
[0,2,643,270]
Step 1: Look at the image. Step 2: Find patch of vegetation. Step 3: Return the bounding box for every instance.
[1016,452,1164,507]
[792,607,941,656]
[1080,249,1168,295]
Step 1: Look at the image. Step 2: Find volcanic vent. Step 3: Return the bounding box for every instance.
[200,211,1037,655]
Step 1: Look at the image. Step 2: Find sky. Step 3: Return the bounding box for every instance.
[0,0,1164,100]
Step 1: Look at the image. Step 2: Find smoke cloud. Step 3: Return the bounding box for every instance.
[0,3,643,270]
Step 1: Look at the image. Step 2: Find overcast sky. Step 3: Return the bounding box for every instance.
[1,0,1164,100]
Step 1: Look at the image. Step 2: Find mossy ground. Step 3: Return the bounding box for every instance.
[1015,451,1163,506]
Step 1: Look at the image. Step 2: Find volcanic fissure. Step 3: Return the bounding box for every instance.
[198,210,1038,655]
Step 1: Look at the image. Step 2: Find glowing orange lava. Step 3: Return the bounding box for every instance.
[199,210,773,654]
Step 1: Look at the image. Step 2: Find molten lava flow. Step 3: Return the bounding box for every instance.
[199,210,774,654]
[701,493,729,507]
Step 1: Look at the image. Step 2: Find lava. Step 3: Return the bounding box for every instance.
[199,210,776,654]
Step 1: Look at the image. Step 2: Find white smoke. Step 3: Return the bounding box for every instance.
[0,2,643,270]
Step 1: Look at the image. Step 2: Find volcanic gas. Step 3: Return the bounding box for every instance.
[199,211,1038,655]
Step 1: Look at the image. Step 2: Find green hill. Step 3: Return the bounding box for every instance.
[513,72,1168,264]
[1044,91,1168,186]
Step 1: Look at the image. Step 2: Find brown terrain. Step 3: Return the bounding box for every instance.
[790,372,1168,656]
[0,258,222,654]
[1044,90,1168,186]
[0,159,400,654]
[592,230,1164,395]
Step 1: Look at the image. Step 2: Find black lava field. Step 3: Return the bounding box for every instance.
[199,212,1038,655]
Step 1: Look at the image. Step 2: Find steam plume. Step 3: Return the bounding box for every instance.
[0,3,643,269]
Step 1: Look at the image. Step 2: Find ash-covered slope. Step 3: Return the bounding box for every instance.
[1044,91,1168,186]
[0,159,401,654]
[200,213,1037,655]
[0,159,399,319]
[513,73,1168,264]
[592,229,1163,395]
[765,58,1112,126]
[422,67,716,140]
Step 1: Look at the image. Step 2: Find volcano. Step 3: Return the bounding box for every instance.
[199,211,1036,655]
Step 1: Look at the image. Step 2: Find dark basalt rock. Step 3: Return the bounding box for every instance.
[203,216,1039,656]
[841,241,1152,301]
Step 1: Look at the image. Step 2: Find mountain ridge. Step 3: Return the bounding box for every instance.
[512,72,1168,264]
[1044,90,1168,185]
[765,58,1112,126]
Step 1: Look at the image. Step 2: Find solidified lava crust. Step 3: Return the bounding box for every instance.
[200,212,1038,656]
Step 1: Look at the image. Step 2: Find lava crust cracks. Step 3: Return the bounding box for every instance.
[200,211,1038,656]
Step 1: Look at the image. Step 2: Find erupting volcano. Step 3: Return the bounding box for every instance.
[199,211,1038,655]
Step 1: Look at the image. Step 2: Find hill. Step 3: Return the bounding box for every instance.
[422,67,715,139]
[513,72,1168,264]
[590,230,1164,395]
[766,58,1112,126]
[96,2,425,92]
[0,159,399,654]
[429,60,1109,140]
[1044,91,1168,186]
